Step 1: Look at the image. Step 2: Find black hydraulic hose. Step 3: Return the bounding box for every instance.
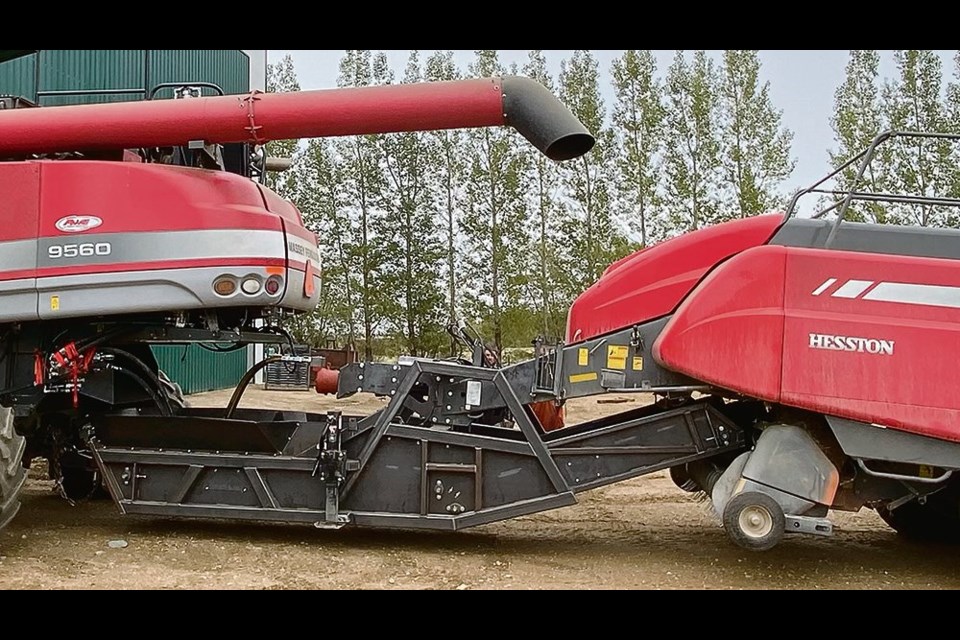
[99,347,175,417]
[111,365,172,417]
[224,356,284,420]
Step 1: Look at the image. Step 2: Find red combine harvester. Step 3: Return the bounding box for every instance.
[2,55,958,551]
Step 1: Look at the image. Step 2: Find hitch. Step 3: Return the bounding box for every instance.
[312,411,356,529]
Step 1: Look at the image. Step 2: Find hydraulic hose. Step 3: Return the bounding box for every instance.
[224,356,284,420]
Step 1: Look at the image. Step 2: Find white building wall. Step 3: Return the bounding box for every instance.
[242,50,268,92]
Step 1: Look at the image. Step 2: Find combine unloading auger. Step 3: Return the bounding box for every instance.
[0,76,594,160]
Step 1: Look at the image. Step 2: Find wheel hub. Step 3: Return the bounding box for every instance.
[739,505,774,539]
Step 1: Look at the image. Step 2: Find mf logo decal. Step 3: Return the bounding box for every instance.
[55,215,103,234]
[809,333,895,356]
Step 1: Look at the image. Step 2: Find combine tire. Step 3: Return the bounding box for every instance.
[158,370,188,410]
[723,491,785,552]
[0,407,27,530]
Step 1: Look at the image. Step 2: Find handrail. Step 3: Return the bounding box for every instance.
[781,130,960,248]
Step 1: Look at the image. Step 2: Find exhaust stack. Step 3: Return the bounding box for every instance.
[0,76,595,161]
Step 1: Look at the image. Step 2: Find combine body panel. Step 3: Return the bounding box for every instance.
[0,161,318,322]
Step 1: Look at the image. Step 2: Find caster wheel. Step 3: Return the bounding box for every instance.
[723,491,785,551]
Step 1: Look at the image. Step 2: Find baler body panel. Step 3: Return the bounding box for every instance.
[654,240,960,443]
[566,215,783,344]
[652,245,787,402]
[780,247,960,443]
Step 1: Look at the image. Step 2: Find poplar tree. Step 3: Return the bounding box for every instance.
[718,50,795,218]
[663,50,723,234]
[425,50,466,348]
[611,49,665,247]
[264,54,301,196]
[460,50,530,354]
[830,50,887,223]
[375,52,445,356]
[558,50,627,297]
[883,50,952,227]
[523,50,566,340]
[945,52,960,212]
[288,139,355,348]
[336,50,388,360]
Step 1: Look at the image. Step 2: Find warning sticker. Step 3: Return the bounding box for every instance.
[578,348,589,367]
[569,372,599,384]
[632,356,644,371]
[607,345,628,370]
[50,296,60,312]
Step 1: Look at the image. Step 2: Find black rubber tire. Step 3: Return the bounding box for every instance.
[157,370,188,410]
[876,489,960,542]
[723,491,786,552]
[0,406,27,530]
[669,465,701,493]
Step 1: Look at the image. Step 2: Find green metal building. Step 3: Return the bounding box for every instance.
[0,49,267,395]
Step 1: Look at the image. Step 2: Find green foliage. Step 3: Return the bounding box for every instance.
[883,50,953,228]
[374,52,447,357]
[459,50,532,354]
[663,51,722,234]
[335,50,390,360]
[264,54,301,196]
[425,50,466,351]
[558,51,629,298]
[275,50,960,359]
[523,50,568,342]
[829,50,886,223]
[611,50,665,247]
[287,138,356,349]
[718,50,795,219]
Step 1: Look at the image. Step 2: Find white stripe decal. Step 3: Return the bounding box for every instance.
[832,280,874,299]
[811,278,837,296]
[863,282,960,310]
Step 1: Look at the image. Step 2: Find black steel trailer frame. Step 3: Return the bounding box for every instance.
[88,352,747,532]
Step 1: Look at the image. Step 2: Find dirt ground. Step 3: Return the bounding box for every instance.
[4,387,960,590]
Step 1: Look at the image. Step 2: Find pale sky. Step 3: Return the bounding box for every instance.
[269,50,957,205]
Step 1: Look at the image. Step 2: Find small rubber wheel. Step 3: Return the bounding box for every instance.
[723,491,786,552]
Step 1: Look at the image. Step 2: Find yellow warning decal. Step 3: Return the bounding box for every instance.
[607,345,629,370]
[632,356,644,371]
[920,465,935,479]
[578,348,589,366]
[569,372,599,384]
[50,296,60,312]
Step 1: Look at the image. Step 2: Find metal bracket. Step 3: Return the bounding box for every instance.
[785,514,833,537]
